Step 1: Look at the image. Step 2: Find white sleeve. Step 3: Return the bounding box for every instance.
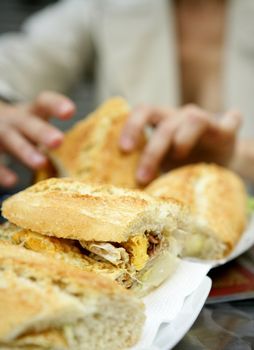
[0,0,94,101]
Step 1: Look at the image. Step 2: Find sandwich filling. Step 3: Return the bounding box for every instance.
[0,224,180,292]
[183,232,226,259]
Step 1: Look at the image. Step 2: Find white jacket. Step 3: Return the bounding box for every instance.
[0,0,253,137]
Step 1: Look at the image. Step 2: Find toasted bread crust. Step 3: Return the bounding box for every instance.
[146,163,247,252]
[44,97,145,189]
[2,178,186,242]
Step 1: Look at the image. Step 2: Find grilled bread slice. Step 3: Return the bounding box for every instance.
[35,97,145,189]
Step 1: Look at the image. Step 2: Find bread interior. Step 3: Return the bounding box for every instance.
[0,250,144,350]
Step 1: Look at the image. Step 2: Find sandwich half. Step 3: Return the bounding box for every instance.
[0,241,144,350]
[2,178,188,295]
[35,97,145,189]
[146,163,248,259]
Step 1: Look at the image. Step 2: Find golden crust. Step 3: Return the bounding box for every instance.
[2,178,186,243]
[146,163,248,253]
[43,97,145,189]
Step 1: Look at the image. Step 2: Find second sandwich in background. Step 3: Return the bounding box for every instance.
[146,163,248,260]
[2,178,189,295]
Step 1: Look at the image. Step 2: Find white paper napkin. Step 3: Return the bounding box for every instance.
[131,215,254,350]
[131,260,210,350]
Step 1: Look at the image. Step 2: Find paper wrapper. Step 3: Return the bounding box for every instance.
[131,260,210,349]
[131,215,254,349]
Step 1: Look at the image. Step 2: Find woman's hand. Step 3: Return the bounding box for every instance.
[120,104,242,185]
[0,91,75,187]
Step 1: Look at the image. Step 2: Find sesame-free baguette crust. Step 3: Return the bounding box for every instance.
[2,178,187,242]
[48,97,146,188]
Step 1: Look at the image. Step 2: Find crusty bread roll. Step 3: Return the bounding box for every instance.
[2,178,188,294]
[0,241,144,350]
[35,97,145,189]
[146,163,248,259]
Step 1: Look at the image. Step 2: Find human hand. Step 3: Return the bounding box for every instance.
[120,104,242,185]
[0,91,75,187]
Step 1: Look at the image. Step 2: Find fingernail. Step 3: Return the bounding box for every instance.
[45,131,64,147]
[58,103,75,117]
[30,153,46,166]
[137,168,150,184]
[2,175,17,187]
[120,137,134,151]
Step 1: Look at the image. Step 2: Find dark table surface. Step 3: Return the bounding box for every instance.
[174,300,254,350]
[174,247,254,350]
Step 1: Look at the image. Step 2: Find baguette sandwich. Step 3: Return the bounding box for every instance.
[35,97,145,188]
[2,178,188,295]
[146,163,247,259]
[0,241,144,350]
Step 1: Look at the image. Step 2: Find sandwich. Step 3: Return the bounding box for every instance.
[2,178,188,295]
[0,241,145,350]
[35,97,145,188]
[146,163,248,259]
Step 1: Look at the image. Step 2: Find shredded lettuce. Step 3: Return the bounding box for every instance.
[248,196,254,214]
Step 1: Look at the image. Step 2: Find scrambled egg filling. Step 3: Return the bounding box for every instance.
[11,229,152,275]
[123,234,149,271]
[12,230,79,254]
[11,230,123,278]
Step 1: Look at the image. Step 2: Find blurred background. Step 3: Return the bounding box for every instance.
[0,0,94,193]
[0,0,94,128]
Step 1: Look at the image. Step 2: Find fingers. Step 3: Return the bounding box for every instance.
[136,120,177,185]
[166,107,241,160]
[18,115,64,148]
[172,106,210,159]
[0,164,18,187]
[0,127,47,169]
[136,105,209,184]
[120,105,169,152]
[0,95,68,172]
[135,104,241,184]
[120,105,152,152]
[218,110,242,135]
[32,91,76,120]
